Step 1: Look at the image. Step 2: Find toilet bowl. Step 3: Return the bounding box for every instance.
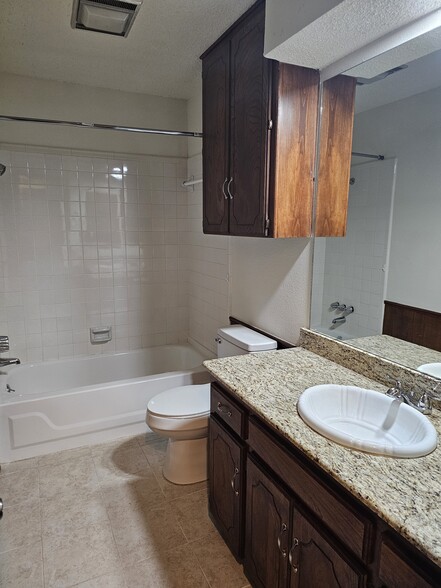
[146,325,277,485]
[146,383,211,485]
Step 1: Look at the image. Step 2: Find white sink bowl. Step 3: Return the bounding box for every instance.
[297,384,437,458]
[417,363,441,378]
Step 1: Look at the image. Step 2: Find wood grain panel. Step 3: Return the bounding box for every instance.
[208,417,245,559]
[378,536,434,588]
[270,64,319,238]
[315,75,356,237]
[211,383,247,438]
[202,41,230,234]
[248,417,371,561]
[383,301,441,352]
[229,2,269,236]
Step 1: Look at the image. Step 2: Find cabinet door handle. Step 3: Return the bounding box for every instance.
[217,402,232,417]
[231,466,239,496]
[226,177,234,200]
[277,523,288,557]
[289,537,299,571]
[222,178,228,199]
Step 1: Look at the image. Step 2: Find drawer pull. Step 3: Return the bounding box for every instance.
[231,466,240,496]
[289,537,299,571]
[217,402,232,417]
[277,523,288,557]
[222,178,228,200]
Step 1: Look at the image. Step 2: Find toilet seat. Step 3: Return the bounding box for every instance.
[146,383,210,435]
[147,383,210,418]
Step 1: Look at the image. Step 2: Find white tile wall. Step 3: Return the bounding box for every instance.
[0,146,189,362]
[311,159,395,339]
[182,154,230,355]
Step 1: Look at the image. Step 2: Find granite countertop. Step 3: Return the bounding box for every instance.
[349,334,441,371]
[204,347,441,567]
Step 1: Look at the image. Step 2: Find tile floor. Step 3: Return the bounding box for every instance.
[0,433,250,588]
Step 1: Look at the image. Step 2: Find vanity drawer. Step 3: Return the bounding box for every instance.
[210,383,246,438]
[248,417,372,561]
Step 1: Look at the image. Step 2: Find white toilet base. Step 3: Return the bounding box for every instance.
[163,436,208,485]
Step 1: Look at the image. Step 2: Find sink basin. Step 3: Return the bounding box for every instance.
[297,384,437,458]
[417,363,441,378]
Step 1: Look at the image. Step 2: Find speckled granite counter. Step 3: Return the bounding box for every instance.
[350,334,441,372]
[204,347,441,567]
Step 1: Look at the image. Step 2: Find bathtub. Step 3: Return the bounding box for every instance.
[0,344,212,462]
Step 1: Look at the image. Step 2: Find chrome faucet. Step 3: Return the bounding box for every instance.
[0,336,20,367]
[0,357,21,367]
[332,316,346,325]
[386,379,440,416]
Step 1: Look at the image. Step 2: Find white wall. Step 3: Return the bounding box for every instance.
[0,73,188,157]
[230,238,312,344]
[352,85,441,313]
[312,159,395,339]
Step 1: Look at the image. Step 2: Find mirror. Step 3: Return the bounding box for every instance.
[311,31,441,376]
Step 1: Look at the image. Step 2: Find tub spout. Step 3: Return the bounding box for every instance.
[0,357,21,367]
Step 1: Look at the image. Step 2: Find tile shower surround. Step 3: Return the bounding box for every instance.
[0,147,230,363]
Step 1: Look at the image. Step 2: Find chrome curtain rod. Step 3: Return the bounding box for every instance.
[0,115,204,138]
[351,151,384,160]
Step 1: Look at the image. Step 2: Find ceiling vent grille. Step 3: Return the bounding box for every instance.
[71,0,143,37]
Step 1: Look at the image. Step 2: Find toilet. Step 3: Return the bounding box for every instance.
[146,325,277,485]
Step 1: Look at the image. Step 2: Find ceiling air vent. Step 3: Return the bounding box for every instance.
[71,0,143,37]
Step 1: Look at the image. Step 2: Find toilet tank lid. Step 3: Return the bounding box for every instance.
[217,325,277,352]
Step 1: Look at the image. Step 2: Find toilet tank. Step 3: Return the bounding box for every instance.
[216,325,277,358]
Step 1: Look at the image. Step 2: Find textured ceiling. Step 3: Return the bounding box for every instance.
[0,0,255,99]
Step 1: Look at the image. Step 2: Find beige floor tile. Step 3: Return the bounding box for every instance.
[0,502,42,554]
[39,455,100,500]
[190,531,249,588]
[109,501,187,568]
[43,521,121,588]
[172,488,216,542]
[41,487,109,540]
[0,541,44,587]
[0,467,39,507]
[92,444,151,482]
[100,472,165,510]
[37,445,92,468]
[0,457,39,475]
[73,571,127,588]
[140,438,167,468]
[123,543,209,588]
[135,431,163,446]
[90,436,140,458]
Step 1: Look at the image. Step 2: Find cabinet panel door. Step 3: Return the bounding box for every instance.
[289,509,366,588]
[244,456,290,588]
[229,4,270,236]
[208,417,244,558]
[378,538,434,588]
[202,41,230,234]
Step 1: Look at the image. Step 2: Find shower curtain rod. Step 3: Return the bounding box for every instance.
[0,115,204,138]
[351,151,384,160]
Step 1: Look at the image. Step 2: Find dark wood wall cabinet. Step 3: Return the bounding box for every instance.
[201,1,356,238]
[208,380,441,587]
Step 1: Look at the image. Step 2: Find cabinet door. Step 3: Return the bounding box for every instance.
[289,509,366,588]
[378,538,434,588]
[208,417,244,559]
[229,4,270,236]
[202,40,230,234]
[244,456,290,588]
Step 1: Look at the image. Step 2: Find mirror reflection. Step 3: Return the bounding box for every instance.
[311,37,441,376]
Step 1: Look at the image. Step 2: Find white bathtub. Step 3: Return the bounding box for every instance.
[0,344,212,462]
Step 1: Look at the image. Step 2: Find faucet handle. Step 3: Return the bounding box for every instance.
[386,378,402,397]
[428,382,441,399]
[0,336,9,352]
[330,301,341,309]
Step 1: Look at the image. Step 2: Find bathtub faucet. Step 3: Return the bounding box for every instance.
[0,357,21,367]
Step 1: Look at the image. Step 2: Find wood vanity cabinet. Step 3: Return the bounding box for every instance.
[201,1,320,238]
[208,380,441,588]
